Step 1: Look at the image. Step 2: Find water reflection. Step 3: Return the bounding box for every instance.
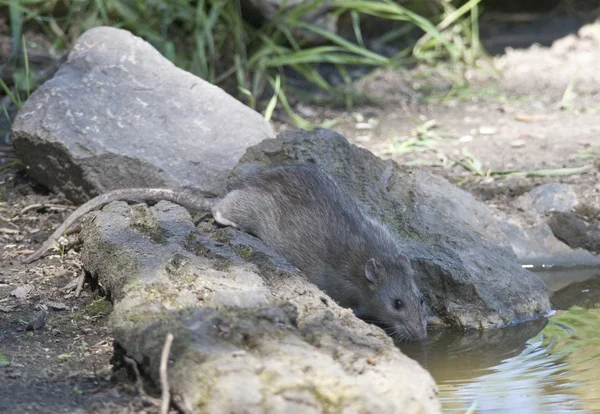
[404,266,600,413]
[402,318,548,384]
[533,265,600,294]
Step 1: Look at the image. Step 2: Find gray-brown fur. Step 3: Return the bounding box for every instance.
[215,165,427,340]
[23,165,427,340]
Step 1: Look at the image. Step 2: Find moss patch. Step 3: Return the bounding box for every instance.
[84,298,109,316]
[130,205,168,244]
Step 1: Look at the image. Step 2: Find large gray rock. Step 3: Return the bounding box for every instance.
[12,26,274,204]
[80,200,441,414]
[495,183,600,267]
[547,211,600,255]
[230,128,551,329]
[497,218,600,267]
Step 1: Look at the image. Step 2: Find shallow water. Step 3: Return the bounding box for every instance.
[403,267,600,414]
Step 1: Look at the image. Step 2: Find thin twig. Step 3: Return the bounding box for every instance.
[160,333,174,414]
[20,203,70,215]
[122,355,161,407]
[122,355,145,396]
[75,270,85,298]
[0,215,19,229]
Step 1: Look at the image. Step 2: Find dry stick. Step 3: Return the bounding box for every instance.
[160,333,174,414]
[122,355,161,407]
[0,215,19,229]
[75,270,85,298]
[122,355,145,396]
[20,203,70,215]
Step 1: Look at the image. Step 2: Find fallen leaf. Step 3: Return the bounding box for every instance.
[11,284,34,300]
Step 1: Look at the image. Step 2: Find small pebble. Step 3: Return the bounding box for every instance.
[510,139,527,148]
[479,126,497,135]
[355,122,373,130]
[295,104,314,117]
[459,135,474,143]
[353,113,365,123]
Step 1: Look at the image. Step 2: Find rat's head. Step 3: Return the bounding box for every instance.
[357,253,427,341]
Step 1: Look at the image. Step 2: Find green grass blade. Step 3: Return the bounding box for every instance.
[290,65,333,91]
[437,0,483,34]
[465,400,477,414]
[561,74,579,111]
[493,165,593,178]
[9,0,23,55]
[470,0,480,63]
[263,75,280,121]
[350,10,365,47]
[332,0,456,60]
[111,1,139,22]
[270,77,314,129]
[237,86,255,109]
[0,78,20,108]
[293,21,389,65]
[234,54,246,93]
[21,36,30,98]
[263,46,383,67]
[2,103,12,129]
[379,24,415,45]
[94,0,109,24]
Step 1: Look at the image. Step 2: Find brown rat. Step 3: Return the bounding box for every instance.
[23,164,427,340]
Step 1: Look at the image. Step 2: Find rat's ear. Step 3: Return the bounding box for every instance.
[396,253,411,267]
[365,258,379,283]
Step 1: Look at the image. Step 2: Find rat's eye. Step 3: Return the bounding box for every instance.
[394,299,404,310]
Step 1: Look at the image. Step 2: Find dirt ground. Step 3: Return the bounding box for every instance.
[285,21,600,216]
[2,18,600,414]
[0,177,168,413]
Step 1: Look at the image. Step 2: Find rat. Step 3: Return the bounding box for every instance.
[22,164,427,340]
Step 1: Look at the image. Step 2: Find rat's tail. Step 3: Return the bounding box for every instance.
[22,188,216,264]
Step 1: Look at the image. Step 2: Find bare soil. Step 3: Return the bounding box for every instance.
[276,22,600,220]
[0,175,169,413]
[2,18,600,414]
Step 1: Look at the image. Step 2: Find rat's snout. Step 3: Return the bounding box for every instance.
[408,320,428,341]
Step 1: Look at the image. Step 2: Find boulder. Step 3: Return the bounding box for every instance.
[497,218,600,267]
[547,211,600,255]
[79,200,441,413]
[495,183,600,266]
[11,26,274,204]
[230,128,552,329]
[514,183,578,214]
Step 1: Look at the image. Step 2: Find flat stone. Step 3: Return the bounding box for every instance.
[515,183,578,214]
[79,200,441,413]
[12,26,274,204]
[230,128,551,329]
